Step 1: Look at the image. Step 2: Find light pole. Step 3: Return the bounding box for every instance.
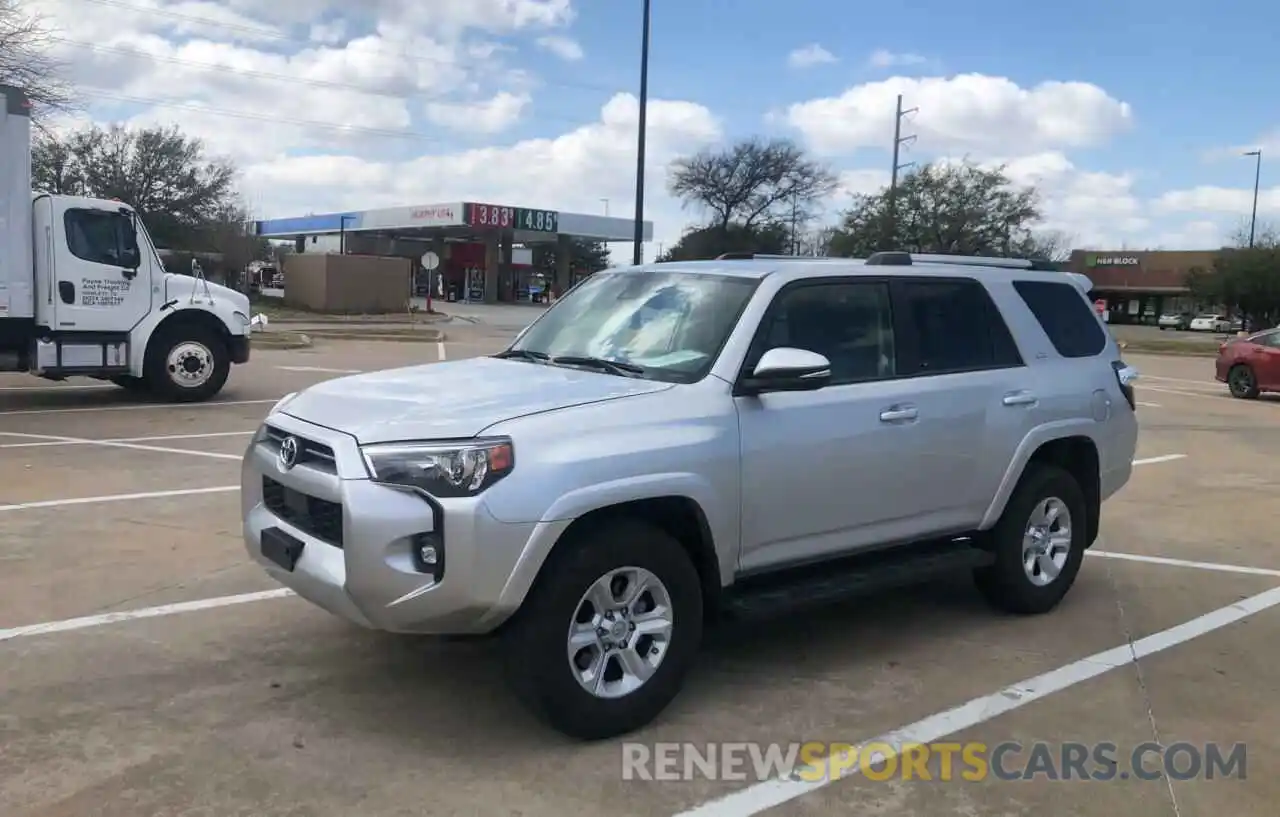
[632,0,651,266]
[1244,149,1262,248]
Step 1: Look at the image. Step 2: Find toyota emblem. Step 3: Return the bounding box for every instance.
[278,436,299,470]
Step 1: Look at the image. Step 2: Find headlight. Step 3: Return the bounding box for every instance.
[362,438,515,498]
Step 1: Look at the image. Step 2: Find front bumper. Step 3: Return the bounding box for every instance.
[241,413,566,635]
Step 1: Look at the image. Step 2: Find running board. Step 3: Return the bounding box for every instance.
[721,538,995,619]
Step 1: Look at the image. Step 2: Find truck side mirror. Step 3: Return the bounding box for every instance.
[118,211,141,270]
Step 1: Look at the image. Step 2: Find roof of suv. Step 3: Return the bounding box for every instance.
[628,253,1093,292]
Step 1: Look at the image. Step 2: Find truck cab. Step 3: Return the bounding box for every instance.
[1,84,251,401]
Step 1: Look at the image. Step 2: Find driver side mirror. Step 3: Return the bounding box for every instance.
[738,347,831,395]
[117,208,141,270]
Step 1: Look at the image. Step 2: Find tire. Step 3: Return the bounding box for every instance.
[501,517,704,740]
[143,323,230,403]
[974,463,1087,615]
[1227,364,1260,400]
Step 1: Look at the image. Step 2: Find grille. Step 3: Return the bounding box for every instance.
[261,425,336,471]
[262,476,344,546]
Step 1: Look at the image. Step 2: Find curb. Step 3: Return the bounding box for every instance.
[253,332,313,350]
[301,328,446,344]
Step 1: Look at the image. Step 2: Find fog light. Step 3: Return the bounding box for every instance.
[411,531,444,578]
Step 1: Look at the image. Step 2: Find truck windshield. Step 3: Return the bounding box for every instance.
[503,269,759,383]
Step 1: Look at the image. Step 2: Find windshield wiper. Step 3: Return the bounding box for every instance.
[493,349,550,362]
[551,355,645,377]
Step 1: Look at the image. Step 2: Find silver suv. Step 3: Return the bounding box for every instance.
[242,251,1139,740]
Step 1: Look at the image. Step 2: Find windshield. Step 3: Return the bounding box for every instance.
[505,269,759,382]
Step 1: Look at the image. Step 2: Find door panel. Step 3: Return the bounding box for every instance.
[51,201,151,333]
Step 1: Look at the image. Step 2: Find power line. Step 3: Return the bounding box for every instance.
[55,38,591,130]
[63,0,627,98]
[76,88,512,143]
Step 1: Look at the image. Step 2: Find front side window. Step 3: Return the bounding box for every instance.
[505,269,759,382]
[751,281,896,384]
[64,208,140,268]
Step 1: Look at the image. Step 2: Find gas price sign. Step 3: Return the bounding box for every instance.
[465,203,559,234]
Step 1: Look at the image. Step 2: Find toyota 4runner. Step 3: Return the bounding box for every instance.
[242,251,1140,740]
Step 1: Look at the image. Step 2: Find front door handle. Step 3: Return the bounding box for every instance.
[879,405,918,423]
[1002,390,1038,406]
[121,268,137,280]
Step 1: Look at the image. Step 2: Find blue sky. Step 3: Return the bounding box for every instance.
[38,0,1280,255]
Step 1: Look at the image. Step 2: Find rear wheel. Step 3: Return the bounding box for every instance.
[975,463,1087,615]
[143,324,230,403]
[1228,364,1260,399]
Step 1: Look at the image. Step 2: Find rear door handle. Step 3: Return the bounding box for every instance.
[1002,390,1038,406]
[879,405,918,423]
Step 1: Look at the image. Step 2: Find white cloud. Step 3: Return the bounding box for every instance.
[787,44,836,69]
[536,34,583,61]
[867,49,927,69]
[424,91,531,134]
[787,74,1134,157]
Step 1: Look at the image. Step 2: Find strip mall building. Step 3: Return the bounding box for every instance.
[1064,249,1222,325]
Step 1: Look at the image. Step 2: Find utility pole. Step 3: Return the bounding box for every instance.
[790,192,799,254]
[886,94,917,251]
[1244,149,1262,248]
[632,0,652,266]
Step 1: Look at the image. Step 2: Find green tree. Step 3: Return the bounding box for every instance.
[32,123,239,249]
[0,0,74,118]
[532,239,611,293]
[1186,224,1280,326]
[668,137,837,256]
[656,222,790,262]
[828,160,1058,259]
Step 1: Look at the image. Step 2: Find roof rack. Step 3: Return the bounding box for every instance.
[713,252,845,261]
[865,251,1060,271]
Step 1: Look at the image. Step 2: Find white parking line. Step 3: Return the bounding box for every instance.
[438,341,447,361]
[675,585,1280,817]
[1141,375,1221,387]
[0,430,253,450]
[1132,454,1187,466]
[0,398,276,416]
[275,365,362,374]
[0,589,295,643]
[0,383,114,391]
[0,431,241,461]
[1142,386,1231,402]
[1135,401,1162,408]
[1091,550,1280,578]
[0,485,238,512]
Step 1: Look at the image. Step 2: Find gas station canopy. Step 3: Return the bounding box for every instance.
[249,201,654,244]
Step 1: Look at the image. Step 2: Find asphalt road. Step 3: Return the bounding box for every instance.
[0,342,1276,817]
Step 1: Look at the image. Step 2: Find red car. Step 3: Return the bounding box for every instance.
[1216,328,1280,399]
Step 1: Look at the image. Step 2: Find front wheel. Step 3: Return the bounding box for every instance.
[974,463,1087,615]
[1228,364,1260,399]
[502,518,703,740]
[144,324,231,403]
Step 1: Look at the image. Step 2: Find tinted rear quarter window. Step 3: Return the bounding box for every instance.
[1012,279,1107,358]
[893,277,1023,374]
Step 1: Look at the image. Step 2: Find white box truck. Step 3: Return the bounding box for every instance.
[1,84,251,401]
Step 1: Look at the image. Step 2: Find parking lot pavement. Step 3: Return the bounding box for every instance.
[2,340,1279,817]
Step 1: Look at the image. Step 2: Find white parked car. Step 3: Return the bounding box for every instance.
[1189,314,1231,332]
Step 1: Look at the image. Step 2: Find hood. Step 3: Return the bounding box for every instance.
[163,273,251,315]
[280,356,674,443]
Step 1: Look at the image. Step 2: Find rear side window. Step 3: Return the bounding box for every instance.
[892,278,1023,374]
[1012,280,1107,358]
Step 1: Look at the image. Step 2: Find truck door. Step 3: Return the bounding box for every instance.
[50,201,152,333]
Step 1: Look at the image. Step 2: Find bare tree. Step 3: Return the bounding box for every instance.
[0,0,74,117]
[668,137,838,236]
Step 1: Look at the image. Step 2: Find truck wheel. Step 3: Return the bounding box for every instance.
[144,324,230,403]
[974,463,1087,615]
[1227,364,1260,399]
[502,518,703,740]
